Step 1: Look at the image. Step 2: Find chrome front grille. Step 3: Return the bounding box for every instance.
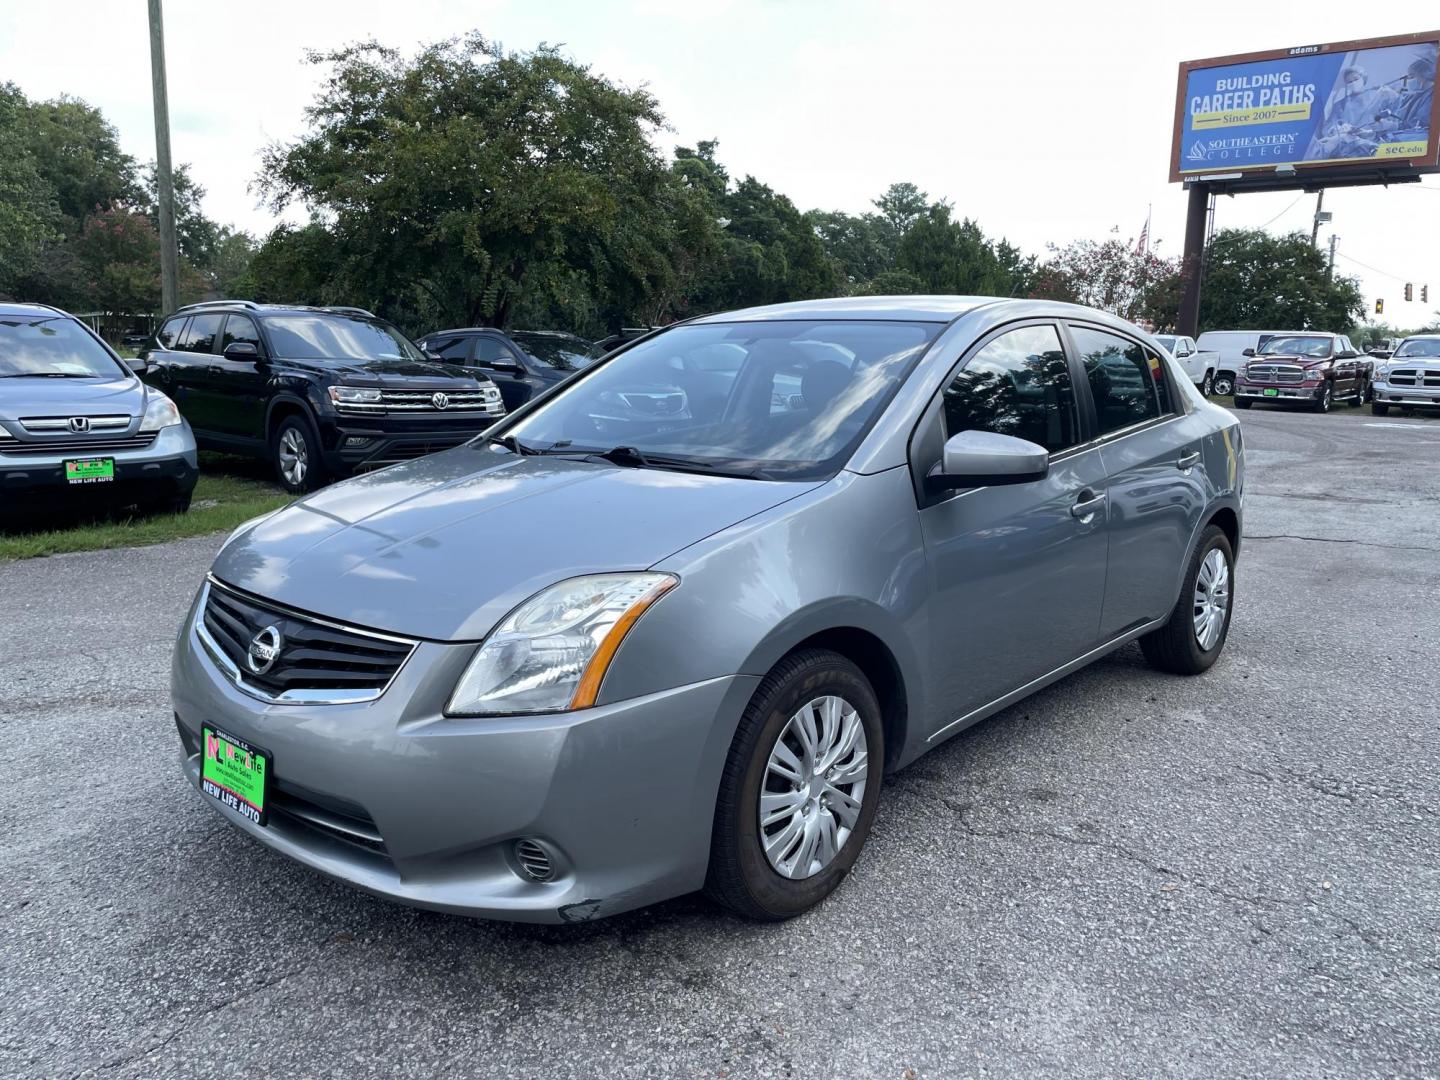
[1245,363,1304,383]
[197,578,416,705]
[1387,368,1440,388]
[334,388,504,416]
[19,414,131,432]
[0,432,156,455]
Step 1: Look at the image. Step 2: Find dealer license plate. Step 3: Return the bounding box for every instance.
[201,725,270,826]
[1262,388,1279,398]
[64,458,115,484]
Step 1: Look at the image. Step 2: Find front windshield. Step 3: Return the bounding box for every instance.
[262,315,425,361]
[1394,338,1440,359]
[504,320,940,481]
[0,314,126,378]
[1258,335,1332,357]
[510,332,606,372]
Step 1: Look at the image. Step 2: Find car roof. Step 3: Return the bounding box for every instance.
[165,303,378,320]
[0,302,71,318]
[687,295,1000,324]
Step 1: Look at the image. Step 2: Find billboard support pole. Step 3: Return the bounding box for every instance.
[1176,183,1209,338]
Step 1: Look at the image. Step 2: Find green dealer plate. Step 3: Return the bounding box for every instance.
[1262,388,1279,398]
[64,457,115,484]
[201,725,271,826]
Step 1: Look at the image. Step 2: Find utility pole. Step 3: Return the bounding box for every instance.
[1310,189,1326,246]
[1327,234,1338,279]
[147,0,179,314]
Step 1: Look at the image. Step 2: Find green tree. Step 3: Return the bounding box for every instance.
[1033,232,1180,327]
[0,89,61,297]
[14,91,137,228]
[894,204,1030,297]
[140,163,223,272]
[256,34,673,331]
[1200,228,1365,332]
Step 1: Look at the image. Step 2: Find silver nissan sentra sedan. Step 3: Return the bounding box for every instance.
[172,296,1243,923]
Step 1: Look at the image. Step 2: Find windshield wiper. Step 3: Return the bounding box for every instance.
[483,434,538,456]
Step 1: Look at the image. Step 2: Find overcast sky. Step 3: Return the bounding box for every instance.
[3,0,1438,323]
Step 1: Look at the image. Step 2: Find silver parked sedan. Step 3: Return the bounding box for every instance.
[172,296,1243,922]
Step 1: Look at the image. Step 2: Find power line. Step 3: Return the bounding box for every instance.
[1333,250,1422,285]
[1257,194,1305,230]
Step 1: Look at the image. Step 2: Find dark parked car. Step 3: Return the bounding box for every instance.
[1232,332,1370,413]
[141,302,505,493]
[416,328,607,412]
[0,303,198,516]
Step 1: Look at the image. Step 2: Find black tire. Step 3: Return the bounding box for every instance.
[705,649,884,921]
[271,414,327,494]
[1233,397,1251,409]
[1311,382,1332,413]
[133,493,192,517]
[1140,524,1234,676]
[1212,373,1235,397]
[1351,381,1368,407]
[1371,402,1390,416]
[1201,371,1214,397]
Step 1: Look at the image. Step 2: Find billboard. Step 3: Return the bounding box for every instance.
[1171,32,1440,181]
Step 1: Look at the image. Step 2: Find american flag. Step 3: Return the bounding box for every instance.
[1134,209,1151,256]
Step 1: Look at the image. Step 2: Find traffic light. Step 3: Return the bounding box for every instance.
[1425,285,1431,304]
[1376,298,1385,314]
[1405,283,1414,302]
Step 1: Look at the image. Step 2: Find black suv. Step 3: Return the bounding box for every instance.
[415,328,607,412]
[140,302,505,492]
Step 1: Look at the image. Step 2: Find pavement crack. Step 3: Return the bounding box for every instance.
[1234,764,1434,816]
[1244,533,1440,553]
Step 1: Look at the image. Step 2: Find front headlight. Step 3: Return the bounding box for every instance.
[1376,365,1392,379]
[328,385,383,406]
[139,390,182,431]
[446,573,677,716]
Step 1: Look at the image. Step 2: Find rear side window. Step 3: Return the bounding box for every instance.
[221,315,261,352]
[157,317,188,350]
[942,324,1079,454]
[1071,326,1171,435]
[177,313,223,354]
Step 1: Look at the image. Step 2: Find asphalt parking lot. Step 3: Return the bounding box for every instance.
[2,405,1437,1080]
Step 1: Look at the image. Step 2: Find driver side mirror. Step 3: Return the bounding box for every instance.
[223,341,260,361]
[1336,349,1358,359]
[484,357,523,373]
[927,430,1049,492]
[123,357,150,375]
[1242,348,1256,357]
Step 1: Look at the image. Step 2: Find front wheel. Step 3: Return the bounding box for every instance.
[1311,383,1332,413]
[271,414,327,494]
[1200,371,1214,397]
[1140,524,1234,676]
[1212,372,1235,397]
[1371,402,1390,416]
[705,649,884,920]
[1233,397,1251,409]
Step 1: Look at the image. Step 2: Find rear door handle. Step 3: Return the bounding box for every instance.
[1177,451,1201,470]
[1070,491,1107,519]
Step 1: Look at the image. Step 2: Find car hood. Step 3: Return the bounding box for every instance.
[1388,357,1440,370]
[212,447,818,641]
[0,374,144,421]
[1249,354,1329,366]
[318,358,488,386]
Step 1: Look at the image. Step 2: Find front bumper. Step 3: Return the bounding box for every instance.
[0,425,198,506]
[320,418,502,474]
[171,588,758,922]
[1371,381,1440,408]
[1233,382,1325,402]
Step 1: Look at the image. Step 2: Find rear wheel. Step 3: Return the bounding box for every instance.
[1212,372,1235,397]
[271,414,327,494]
[705,649,883,920]
[1352,381,1369,406]
[1141,525,1234,676]
[1371,402,1390,416]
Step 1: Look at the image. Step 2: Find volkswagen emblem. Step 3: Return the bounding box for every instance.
[68,416,91,433]
[246,625,284,675]
[431,392,450,410]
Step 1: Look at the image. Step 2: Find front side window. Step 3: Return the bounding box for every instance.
[941,325,1079,453]
[474,337,518,366]
[0,314,127,378]
[510,332,605,372]
[261,315,424,361]
[221,315,261,352]
[1259,335,1333,358]
[178,313,223,354]
[505,320,939,481]
[1071,326,1169,435]
[427,336,472,361]
[1394,338,1440,358]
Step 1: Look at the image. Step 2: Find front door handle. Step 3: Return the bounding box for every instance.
[1177,451,1201,470]
[1070,491,1107,520]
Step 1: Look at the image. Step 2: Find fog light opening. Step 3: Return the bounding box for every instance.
[513,839,556,883]
[344,436,374,448]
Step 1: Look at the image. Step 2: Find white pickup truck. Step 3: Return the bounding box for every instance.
[1155,334,1219,396]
